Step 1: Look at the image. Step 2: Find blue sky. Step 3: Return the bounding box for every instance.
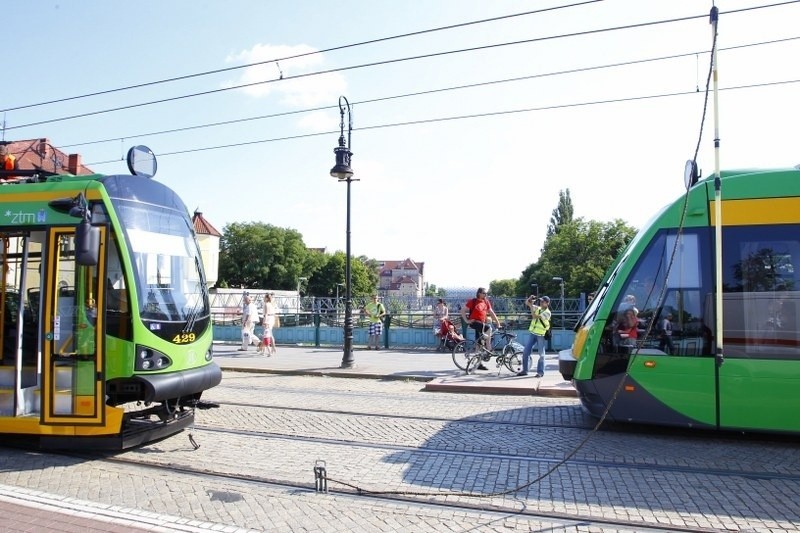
[3,1,800,290]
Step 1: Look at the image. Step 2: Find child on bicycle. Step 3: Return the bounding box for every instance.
[460,288,500,370]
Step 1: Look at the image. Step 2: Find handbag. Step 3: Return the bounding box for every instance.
[273,314,281,328]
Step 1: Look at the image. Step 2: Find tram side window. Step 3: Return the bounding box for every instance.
[600,229,715,358]
[106,237,132,341]
[721,225,800,360]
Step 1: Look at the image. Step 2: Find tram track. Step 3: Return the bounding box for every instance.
[75,450,713,533]
[188,424,800,483]
[210,399,596,431]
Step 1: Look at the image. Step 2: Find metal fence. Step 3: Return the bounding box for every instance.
[210,293,587,331]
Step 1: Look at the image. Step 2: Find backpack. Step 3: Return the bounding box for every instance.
[537,316,552,340]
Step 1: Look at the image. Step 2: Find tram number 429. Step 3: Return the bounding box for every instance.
[172,333,196,344]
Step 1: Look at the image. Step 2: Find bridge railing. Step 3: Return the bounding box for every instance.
[210,295,587,350]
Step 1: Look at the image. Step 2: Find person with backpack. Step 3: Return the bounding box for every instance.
[517,295,551,377]
[460,287,500,370]
[365,294,387,350]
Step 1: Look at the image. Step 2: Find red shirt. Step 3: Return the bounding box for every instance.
[465,298,492,322]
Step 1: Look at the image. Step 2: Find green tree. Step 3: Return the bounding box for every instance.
[424,283,438,297]
[308,252,379,297]
[520,218,636,297]
[352,255,380,296]
[309,252,344,296]
[489,279,516,297]
[546,189,574,238]
[218,222,308,289]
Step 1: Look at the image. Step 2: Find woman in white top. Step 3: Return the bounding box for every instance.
[261,293,277,356]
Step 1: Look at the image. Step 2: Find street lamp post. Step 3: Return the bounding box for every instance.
[297,277,307,326]
[335,283,345,308]
[530,283,539,298]
[552,277,565,330]
[330,96,356,368]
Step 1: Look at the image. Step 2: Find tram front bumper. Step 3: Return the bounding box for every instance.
[109,362,222,404]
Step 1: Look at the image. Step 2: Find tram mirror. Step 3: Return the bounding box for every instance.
[684,159,699,189]
[126,145,157,178]
[75,219,99,266]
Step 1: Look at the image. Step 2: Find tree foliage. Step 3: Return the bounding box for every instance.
[489,279,516,297]
[217,222,379,296]
[518,218,636,298]
[218,222,307,290]
[546,189,574,238]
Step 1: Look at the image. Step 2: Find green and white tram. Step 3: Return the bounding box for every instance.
[0,145,221,449]
[560,164,800,434]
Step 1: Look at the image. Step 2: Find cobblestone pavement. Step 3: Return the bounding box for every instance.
[1,372,799,532]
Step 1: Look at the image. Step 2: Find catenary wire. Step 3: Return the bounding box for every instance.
[6,2,796,131]
[81,77,800,166]
[0,1,603,113]
[62,35,800,150]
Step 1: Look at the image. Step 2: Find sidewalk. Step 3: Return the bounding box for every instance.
[214,343,577,397]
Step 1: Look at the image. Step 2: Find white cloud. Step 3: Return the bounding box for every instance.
[225,43,347,106]
[296,110,336,133]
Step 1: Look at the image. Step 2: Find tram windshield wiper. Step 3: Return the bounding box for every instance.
[182,257,208,333]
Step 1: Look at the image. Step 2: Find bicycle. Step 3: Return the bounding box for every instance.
[451,323,522,374]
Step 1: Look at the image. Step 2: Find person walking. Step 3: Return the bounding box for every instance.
[261,293,278,356]
[240,294,259,351]
[517,295,551,377]
[365,295,387,350]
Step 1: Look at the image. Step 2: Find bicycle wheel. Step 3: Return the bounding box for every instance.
[502,345,522,374]
[452,339,477,370]
[465,353,484,375]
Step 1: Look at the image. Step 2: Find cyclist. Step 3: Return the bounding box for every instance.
[460,287,500,370]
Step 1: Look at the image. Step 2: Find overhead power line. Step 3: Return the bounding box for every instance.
[0,0,603,113]
[8,2,798,132]
[62,35,800,150]
[83,77,800,166]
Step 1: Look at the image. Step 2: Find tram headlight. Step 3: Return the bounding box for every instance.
[134,345,173,371]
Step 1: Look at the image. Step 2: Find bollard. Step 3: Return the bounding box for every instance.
[314,460,328,493]
[382,313,391,349]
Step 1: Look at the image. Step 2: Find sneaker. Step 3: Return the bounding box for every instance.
[237,348,248,352]
[477,364,489,370]
[534,373,543,378]
[516,372,528,377]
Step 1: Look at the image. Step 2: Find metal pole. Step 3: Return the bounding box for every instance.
[330,96,355,368]
[710,6,724,373]
[341,97,355,368]
[342,176,354,367]
[297,277,307,326]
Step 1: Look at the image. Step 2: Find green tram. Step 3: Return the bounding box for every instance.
[0,146,221,449]
[560,163,800,434]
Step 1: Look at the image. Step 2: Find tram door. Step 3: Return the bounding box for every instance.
[0,231,41,417]
[41,227,105,425]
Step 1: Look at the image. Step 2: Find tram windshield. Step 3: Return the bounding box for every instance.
[102,176,208,324]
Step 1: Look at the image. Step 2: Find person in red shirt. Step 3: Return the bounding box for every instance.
[460,287,500,355]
